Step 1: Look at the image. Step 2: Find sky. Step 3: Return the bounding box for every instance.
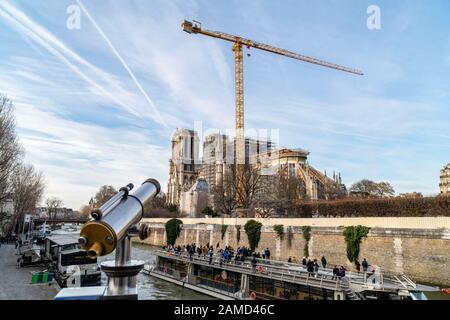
[0,0,449,209]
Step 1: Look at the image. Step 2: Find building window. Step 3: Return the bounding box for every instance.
[288,163,296,177]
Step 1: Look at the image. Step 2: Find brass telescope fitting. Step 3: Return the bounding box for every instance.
[79,221,117,258]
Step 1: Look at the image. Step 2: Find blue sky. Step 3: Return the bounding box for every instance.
[0,0,449,208]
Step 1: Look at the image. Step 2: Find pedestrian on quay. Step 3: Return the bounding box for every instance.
[251,255,257,273]
[302,257,307,268]
[313,260,319,278]
[189,246,194,262]
[362,258,369,273]
[339,266,346,279]
[321,256,327,269]
[265,248,271,260]
[332,266,339,280]
[355,259,361,273]
[208,247,214,265]
[307,259,314,276]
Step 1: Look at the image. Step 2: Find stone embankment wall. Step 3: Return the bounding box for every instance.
[136,217,450,286]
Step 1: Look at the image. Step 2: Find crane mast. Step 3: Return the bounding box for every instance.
[182,20,363,215]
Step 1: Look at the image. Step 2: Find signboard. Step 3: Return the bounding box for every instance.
[24,214,31,223]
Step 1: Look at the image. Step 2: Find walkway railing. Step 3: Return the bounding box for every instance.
[154,249,417,293]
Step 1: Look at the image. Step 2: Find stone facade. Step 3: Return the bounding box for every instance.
[440,163,450,195]
[137,218,450,286]
[167,129,201,206]
[179,179,210,218]
[167,128,345,217]
[256,148,345,201]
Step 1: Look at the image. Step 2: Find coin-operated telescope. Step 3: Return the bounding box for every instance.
[77,178,160,300]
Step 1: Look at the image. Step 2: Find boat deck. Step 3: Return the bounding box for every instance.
[150,250,423,296]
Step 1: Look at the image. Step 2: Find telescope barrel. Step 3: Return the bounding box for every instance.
[80,179,160,258]
[91,183,134,220]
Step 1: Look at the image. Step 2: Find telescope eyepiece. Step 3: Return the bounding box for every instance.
[119,183,134,195]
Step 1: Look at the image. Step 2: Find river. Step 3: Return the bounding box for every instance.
[99,243,215,300]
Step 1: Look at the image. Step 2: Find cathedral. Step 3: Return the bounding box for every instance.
[167,128,345,217]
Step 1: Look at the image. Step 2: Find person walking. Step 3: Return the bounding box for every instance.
[339,266,346,279]
[208,247,214,265]
[265,248,271,260]
[302,257,307,268]
[355,260,361,273]
[362,258,369,273]
[189,246,194,261]
[321,256,327,269]
[332,266,339,280]
[313,260,319,278]
[307,259,314,276]
[288,256,292,263]
[251,255,257,273]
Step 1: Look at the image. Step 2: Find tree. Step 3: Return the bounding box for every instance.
[213,164,263,217]
[201,206,217,217]
[78,205,91,219]
[143,192,180,218]
[10,163,45,232]
[252,168,308,218]
[374,182,395,197]
[94,185,117,207]
[350,179,395,198]
[252,175,281,218]
[212,166,238,216]
[323,180,346,200]
[46,197,64,220]
[0,95,23,204]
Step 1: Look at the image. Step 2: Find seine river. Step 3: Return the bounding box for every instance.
[100,243,214,300]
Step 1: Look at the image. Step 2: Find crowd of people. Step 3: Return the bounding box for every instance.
[162,243,273,267]
[0,235,21,248]
[162,243,373,280]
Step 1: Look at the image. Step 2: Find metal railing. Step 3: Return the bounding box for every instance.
[154,249,417,293]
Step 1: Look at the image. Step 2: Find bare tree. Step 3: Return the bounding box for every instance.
[323,180,346,200]
[78,205,91,219]
[94,185,117,207]
[0,95,23,203]
[10,163,45,233]
[252,175,280,218]
[375,182,395,197]
[142,192,180,218]
[46,197,64,220]
[350,179,395,198]
[212,164,263,217]
[212,165,238,216]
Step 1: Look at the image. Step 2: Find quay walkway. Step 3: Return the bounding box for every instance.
[151,250,422,299]
[0,244,58,300]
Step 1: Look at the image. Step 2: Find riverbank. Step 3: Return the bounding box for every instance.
[137,217,450,287]
[0,244,58,300]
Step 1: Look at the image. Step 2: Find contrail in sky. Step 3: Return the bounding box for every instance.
[76,0,168,128]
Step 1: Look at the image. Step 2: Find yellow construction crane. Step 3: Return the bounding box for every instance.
[182,20,363,213]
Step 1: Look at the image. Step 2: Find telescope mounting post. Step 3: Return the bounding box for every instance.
[100,226,144,300]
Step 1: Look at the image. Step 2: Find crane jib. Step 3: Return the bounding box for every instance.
[182,20,363,76]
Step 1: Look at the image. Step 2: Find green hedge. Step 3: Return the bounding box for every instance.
[343,226,370,262]
[244,220,263,251]
[165,219,183,245]
[291,196,450,217]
